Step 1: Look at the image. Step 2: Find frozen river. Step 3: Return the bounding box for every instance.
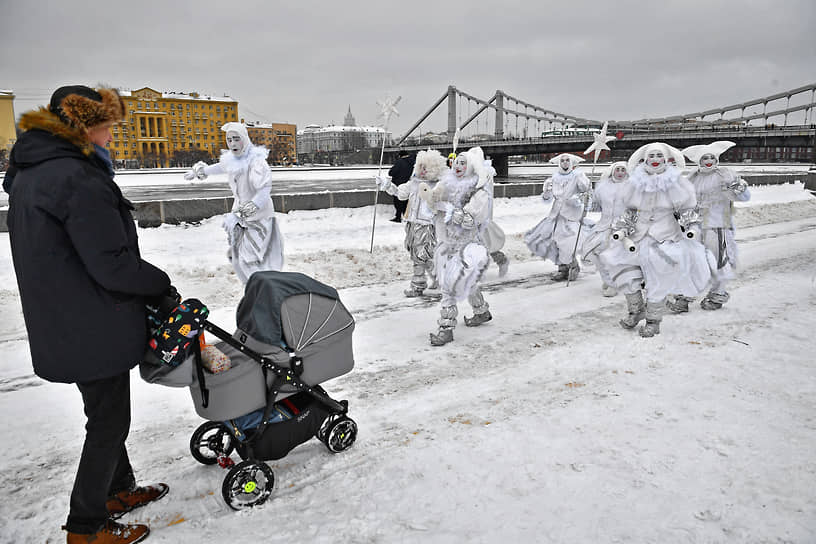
[0,163,812,206]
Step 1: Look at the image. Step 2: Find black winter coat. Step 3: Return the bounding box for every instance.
[6,111,170,383]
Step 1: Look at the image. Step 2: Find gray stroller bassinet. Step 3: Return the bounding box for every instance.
[144,270,358,510]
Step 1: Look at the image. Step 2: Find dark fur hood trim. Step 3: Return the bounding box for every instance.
[61,87,126,132]
[18,107,95,156]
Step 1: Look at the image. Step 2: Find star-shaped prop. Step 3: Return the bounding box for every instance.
[584,121,616,163]
[376,95,401,128]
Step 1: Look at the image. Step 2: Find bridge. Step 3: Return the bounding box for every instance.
[386,84,816,176]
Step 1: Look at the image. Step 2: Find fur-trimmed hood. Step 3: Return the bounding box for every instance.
[18,107,96,156]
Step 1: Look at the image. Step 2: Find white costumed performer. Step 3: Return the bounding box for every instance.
[185,122,283,283]
[376,149,448,297]
[666,140,750,312]
[599,142,714,337]
[524,153,594,281]
[419,147,494,346]
[580,161,630,297]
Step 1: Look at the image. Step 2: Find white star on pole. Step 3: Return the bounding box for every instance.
[584,121,616,163]
[377,95,401,127]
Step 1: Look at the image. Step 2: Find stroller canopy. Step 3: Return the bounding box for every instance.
[236,271,353,352]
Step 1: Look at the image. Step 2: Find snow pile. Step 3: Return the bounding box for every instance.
[0,182,814,543]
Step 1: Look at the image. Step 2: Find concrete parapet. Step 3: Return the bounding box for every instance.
[0,174,810,232]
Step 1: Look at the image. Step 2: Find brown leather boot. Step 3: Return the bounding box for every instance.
[106,483,168,519]
[65,520,149,544]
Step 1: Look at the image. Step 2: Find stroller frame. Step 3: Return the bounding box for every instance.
[189,319,357,510]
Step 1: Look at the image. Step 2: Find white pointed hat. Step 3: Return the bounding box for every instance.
[682,141,736,164]
[549,153,585,169]
[627,142,685,171]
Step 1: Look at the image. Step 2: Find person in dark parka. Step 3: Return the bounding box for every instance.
[5,85,172,543]
[387,149,415,222]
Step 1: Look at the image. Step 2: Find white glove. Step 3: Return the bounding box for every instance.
[222,212,240,232]
[236,201,259,219]
[441,202,455,223]
[725,178,748,195]
[375,175,390,190]
[186,161,208,181]
[451,208,467,225]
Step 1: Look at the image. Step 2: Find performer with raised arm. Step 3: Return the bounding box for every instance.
[376,149,448,297]
[580,161,630,297]
[600,143,713,337]
[185,122,283,283]
[524,153,594,281]
[419,147,494,346]
[667,141,750,312]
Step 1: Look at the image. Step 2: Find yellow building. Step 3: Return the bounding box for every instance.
[112,87,238,167]
[245,120,297,165]
[0,90,16,153]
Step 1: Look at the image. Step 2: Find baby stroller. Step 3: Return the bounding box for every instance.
[141,271,358,510]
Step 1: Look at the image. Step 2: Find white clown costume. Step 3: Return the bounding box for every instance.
[419,147,494,346]
[666,141,750,312]
[376,149,448,297]
[599,142,714,337]
[185,122,283,283]
[580,161,630,297]
[524,153,594,281]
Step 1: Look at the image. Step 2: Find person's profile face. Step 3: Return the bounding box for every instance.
[87,121,115,147]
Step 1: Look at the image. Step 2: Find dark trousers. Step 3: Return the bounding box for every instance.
[66,372,136,533]
[393,195,407,219]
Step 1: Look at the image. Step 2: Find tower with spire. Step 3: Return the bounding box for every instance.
[343,105,356,127]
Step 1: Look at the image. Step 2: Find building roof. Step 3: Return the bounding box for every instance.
[120,88,237,103]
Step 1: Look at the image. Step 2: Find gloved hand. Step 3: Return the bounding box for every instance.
[222,211,240,233]
[237,201,259,219]
[441,202,455,222]
[725,178,748,195]
[185,161,208,181]
[375,175,390,190]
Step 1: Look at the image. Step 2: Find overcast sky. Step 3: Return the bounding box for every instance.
[1,0,814,137]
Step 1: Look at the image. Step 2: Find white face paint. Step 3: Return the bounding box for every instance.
[612,164,628,182]
[699,153,717,172]
[559,155,573,173]
[418,163,428,178]
[643,148,667,174]
[225,131,245,155]
[453,155,468,178]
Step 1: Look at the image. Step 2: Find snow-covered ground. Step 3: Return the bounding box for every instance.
[1,183,815,543]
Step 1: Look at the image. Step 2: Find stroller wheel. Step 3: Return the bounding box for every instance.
[222,460,275,510]
[190,421,235,465]
[323,416,358,453]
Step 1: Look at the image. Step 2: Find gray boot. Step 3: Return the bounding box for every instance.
[430,327,454,346]
[700,290,729,310]
[666,295,691,314]
[620,291,646,329]
[430,305,457,345]
[639,300,663,337]
[552,264,570,281]
[404,286,424,297]
[464,289,490,327]
[464,311,492,327]
[491,251,509,277]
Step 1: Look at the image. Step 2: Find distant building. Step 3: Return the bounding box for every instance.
[114,87,239,167]
[0,90,16,153]
[244,120,297,165]
[296,106,391,163]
